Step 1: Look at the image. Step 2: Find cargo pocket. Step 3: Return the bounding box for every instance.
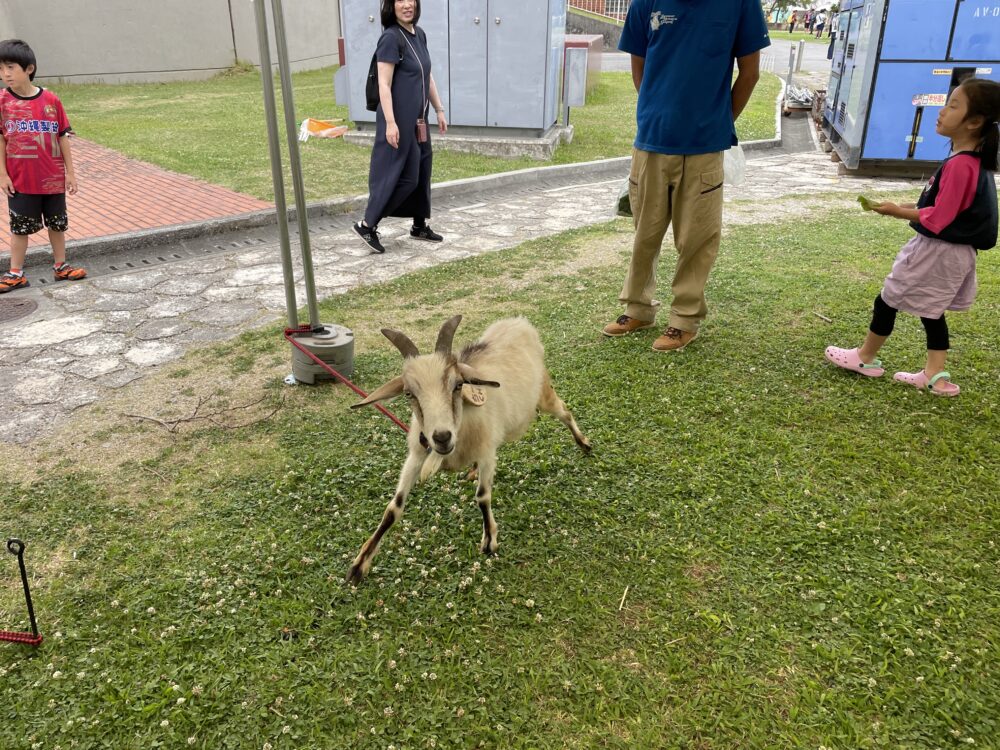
[699,169,724,196]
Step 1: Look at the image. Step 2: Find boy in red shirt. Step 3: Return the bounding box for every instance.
[0,39,86,293]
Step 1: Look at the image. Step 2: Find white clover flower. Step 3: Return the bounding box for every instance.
[525,599,535,608]
[904,648,914,657]
[372,632,381,641]
[867,678,876,688]
[264,743,273,750]
[77,672,86,679]
[429,673,437,681]
[188,738,196,745]
[395,682,404,692]
[147,607,156,615]
[387,660,397,669]
[282,725,291,734]
[384,707,394,717]
[52,671,63,679]
[176,697,186,705]
[161,719,170,728]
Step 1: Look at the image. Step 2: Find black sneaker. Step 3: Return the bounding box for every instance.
[353,221,385,254]
[410,225,443,242]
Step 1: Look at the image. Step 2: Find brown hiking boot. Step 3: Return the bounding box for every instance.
[652,327,698,352]
[602,314,655,337]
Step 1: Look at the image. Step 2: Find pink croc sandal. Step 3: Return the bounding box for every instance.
[893,370,960,397]
[824,346,885,377]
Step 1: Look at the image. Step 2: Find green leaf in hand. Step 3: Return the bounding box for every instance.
[858,195,876,212]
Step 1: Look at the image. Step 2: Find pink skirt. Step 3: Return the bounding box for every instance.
[880,234,977,319]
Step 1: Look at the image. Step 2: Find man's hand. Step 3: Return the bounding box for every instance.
[0,175,13,196]
[66,173,78,195]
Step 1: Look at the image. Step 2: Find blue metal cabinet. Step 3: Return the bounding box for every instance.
[881,0,953,60]
[823,0,1000,171]
[952,1,1000,60]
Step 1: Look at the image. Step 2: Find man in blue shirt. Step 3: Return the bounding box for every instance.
[603,0,770,351]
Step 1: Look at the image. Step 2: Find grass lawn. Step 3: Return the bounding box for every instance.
[2,204,998,748]
[54,66,782,203]
[771,29,833,44]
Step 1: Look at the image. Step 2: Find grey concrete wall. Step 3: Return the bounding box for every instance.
[0,0,341,84]
[566,8,622,50]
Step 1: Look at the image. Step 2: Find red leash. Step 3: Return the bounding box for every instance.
[284,326,409,433]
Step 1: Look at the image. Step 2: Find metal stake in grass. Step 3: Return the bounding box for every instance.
[1,539,42,647]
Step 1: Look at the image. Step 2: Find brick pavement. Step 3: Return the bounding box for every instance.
[1,137,272,253]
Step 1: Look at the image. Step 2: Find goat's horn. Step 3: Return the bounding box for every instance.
[435,315,463,355]
[381,328,420,359]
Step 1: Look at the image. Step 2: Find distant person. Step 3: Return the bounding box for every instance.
[0,39,86,294]
[825,79,1000,396]
[805,10,814,31]
[353,0,448,255]
[814,10,827,37]
[602,0,770,351]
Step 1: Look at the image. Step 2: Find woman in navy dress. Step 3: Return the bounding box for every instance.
[353,0,448,254]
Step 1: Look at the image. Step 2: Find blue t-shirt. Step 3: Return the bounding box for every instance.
[619,0,770,155]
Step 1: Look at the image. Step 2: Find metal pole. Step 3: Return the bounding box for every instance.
[8,539,38,637]
[270,0,322,332]
[796,39,805,72]
[786,45,795,89]
[252,0,298,328]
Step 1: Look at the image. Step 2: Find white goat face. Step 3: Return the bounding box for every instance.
[401,355,465,455]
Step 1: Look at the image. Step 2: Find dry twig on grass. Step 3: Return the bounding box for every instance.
[125,394,284,434]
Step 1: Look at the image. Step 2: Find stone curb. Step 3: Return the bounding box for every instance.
[9,110,785,273]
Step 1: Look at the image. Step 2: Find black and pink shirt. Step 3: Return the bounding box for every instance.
[911,151,998,251]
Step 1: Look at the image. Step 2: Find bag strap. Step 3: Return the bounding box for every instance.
[397,26,428,117]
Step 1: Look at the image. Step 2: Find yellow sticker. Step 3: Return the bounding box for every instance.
[932,69,952,75]
[462,384,487,406]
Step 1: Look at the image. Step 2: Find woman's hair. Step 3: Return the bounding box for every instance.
[0,39,36,81]
[960,78,1000,171]
[381,0,420,29]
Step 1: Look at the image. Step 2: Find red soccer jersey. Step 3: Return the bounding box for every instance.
[0,87,72,194]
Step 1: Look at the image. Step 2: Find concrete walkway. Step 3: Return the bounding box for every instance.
[0,148,924,445]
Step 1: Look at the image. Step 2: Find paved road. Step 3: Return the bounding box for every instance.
[0,148,924,445]
[603,38,833,77]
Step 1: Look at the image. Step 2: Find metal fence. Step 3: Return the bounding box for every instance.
[568,0,632,21]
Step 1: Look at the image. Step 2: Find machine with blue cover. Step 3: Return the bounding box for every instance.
[823,0,1000,171]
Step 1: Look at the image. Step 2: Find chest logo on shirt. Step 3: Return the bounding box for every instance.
[650,11,677,30]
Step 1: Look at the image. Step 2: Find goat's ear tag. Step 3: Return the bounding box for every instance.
[462,384,487,406]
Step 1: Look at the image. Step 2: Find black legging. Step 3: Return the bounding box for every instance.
[869,294,949,350]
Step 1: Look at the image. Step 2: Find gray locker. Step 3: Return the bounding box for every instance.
[342,0,565,132]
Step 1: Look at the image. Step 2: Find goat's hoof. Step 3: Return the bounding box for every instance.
[577,437,593,454]
[480,537,499,556]
[345,565,366,586]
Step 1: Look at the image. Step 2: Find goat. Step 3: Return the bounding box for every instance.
[345,315,591,584]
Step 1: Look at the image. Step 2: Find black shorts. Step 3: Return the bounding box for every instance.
[7,192,69,235]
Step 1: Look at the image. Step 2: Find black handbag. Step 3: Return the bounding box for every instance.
[365,53,379,112]
[365,35,405,112]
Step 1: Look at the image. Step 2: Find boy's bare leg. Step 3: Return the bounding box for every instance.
[8,233,28,271]
[48,228,67,266]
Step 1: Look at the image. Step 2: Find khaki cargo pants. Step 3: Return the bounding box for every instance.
[620,148,724,333]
